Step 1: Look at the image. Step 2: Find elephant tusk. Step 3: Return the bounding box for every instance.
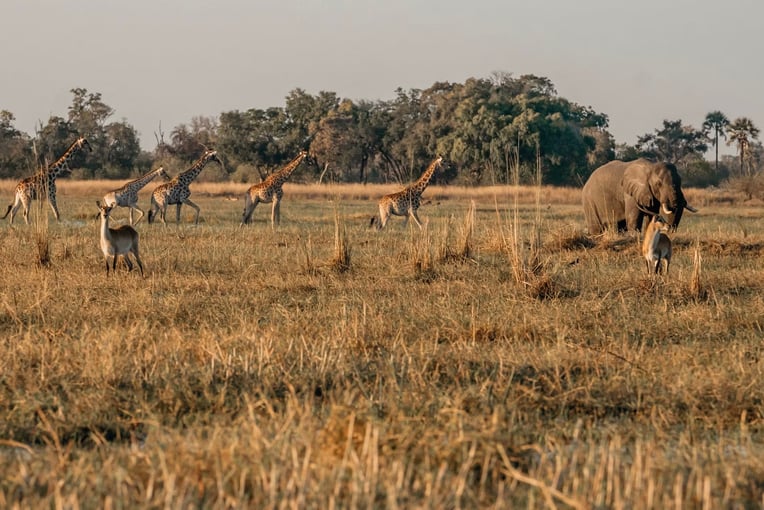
[685,204,698,213]
[662,204,673,216]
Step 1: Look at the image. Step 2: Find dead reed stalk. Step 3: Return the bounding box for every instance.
[330,210,351,273]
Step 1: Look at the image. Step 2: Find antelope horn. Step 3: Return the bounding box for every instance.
[685,204,698,213]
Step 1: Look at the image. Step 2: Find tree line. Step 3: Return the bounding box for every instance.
[0,75,760,187]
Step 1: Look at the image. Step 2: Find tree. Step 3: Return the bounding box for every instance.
[726,117,760,176]
[636,120,707,165]
[103,120,142,177]
[0,110,32,178]
[702,111,729,174]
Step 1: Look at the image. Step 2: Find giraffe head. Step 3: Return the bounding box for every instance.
[77,136,93,153]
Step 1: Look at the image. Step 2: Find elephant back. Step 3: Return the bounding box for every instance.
[582,160,630,234]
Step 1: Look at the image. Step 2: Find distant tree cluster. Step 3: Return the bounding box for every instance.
[0,79,760,188]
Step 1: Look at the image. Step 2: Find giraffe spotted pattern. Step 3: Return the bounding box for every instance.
[148,150,221,225]
[374,156,443,230]
[2,137,91,224]
[102,166,169,225]
[240,151,308,228]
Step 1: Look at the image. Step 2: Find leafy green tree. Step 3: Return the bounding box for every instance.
[35,116,81,169]
[0,110,33,178]
[103,120,143,177]
[284,89,339,153]
[636,120,707,165]
[166,116,219,162]
[726,117,760,176]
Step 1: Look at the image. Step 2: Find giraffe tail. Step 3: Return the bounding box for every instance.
[1,204,11,219]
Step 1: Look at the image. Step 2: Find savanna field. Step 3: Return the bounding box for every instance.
[1,179,763,508]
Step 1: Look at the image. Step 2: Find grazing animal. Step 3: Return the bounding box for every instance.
[96,201,144,276]
[240,151,308,228]
[373,156,442,230]
[582,158,697,234]
[102,166,170,225]
[642,215,672,275]
[2,136,92,224]
[147,149,221,225]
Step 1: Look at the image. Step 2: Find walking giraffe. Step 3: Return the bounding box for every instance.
[240,150,309,228]
[373,156,443,230]
[2,136,92,224]
[102,166,170,225]
[147,149,221,225]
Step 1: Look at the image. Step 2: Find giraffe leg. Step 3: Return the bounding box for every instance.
[271,199,280,229]
[21,197,31,225]
[48,197,61,221]
[147,198,157,224]
[184,199,201,225]
[241,196,257,225]
[132,205,145,225]
[6,199,22,224]
[48,188,61,222]
[411,209,424,229]
[377,204,389,230]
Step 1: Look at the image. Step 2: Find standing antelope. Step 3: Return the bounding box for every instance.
[642,215,672,275]
[97,201,144,276]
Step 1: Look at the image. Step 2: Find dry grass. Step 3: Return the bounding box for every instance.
[1,179,764,508]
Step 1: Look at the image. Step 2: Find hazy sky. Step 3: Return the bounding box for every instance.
[2,0,760,155]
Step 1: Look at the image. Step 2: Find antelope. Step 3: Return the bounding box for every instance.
[642,215,672,275]
[96,201,144,276]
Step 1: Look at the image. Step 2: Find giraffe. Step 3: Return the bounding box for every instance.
[240,150,309,228]
[373,156,443,230]
[147,149,221,225]
[102,166,170,225]
[2,136,92,224]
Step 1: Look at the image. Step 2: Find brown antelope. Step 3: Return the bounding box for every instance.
[97,201,144,276]
[642,215,672,275]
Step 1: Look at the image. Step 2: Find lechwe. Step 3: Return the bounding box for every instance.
[96,201,144,276]
[642,215,672,275]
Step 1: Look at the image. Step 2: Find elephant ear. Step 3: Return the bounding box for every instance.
[622,175,655,209]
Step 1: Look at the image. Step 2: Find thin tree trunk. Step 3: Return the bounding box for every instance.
[714,130,719,173]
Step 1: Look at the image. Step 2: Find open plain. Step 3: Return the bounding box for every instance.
[1,180,763,508]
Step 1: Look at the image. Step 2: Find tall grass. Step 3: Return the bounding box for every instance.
[1,182,764,507]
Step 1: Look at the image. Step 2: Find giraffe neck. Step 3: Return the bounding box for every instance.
[45,137,89,179]
[128,167,165,191]
[177,152,216,186]
[269,152,307,186]
[410,157,442,195]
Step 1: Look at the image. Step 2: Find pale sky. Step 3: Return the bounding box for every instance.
[2,0,760,156]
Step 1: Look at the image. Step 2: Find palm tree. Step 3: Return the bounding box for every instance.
[702,111,729,173]
[726,117,761,175]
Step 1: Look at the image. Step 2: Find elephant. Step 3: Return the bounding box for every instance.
[582,158,697,234]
